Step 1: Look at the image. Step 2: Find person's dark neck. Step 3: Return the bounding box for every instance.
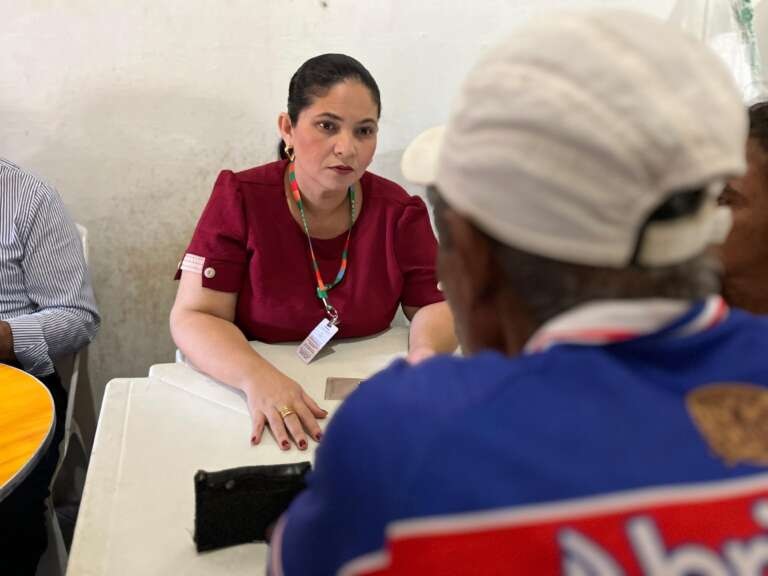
[723,271,768,315]
[465,291,538,357]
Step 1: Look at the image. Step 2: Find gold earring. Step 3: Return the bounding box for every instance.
[285,144,295,162]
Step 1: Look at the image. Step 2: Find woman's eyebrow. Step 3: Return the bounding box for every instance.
[313,112,344,121]
[313,112,378,125]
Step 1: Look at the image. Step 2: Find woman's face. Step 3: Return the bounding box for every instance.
[279,80,379,201]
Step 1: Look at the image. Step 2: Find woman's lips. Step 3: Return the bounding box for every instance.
[330,166,354,174]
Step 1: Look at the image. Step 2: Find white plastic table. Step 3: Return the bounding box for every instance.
[67,328,408,575]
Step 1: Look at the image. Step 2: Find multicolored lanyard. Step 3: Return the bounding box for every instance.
[288,162,356,324]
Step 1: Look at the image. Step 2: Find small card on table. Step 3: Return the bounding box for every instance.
[324,377,363,400]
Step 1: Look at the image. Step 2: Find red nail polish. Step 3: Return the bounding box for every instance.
[281,440,290,449]
[250,436,257,445]
[299,440,307,449]
[315,432,323,441]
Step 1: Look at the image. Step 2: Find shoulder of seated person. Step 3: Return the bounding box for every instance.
[222,160,285,187]
[362,170,423,209]
[0,160,57,201]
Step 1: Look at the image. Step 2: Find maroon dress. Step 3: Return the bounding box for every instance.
[176,160,443,342]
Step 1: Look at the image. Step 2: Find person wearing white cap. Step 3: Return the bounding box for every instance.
[267,10,768,575]
[719,101,768,314]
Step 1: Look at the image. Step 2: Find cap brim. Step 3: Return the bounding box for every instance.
[401,125,445,185]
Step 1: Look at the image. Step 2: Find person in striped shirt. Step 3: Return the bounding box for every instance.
[0,157,100,575]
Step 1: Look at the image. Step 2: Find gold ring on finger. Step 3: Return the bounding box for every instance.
[278,405,296,419]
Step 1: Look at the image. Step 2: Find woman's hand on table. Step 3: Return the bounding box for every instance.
[244,372,327,451]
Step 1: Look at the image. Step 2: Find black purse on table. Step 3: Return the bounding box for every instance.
[194,461,311,552]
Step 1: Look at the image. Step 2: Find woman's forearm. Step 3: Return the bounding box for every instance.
[407,301,458,358]
[170,307,282,392]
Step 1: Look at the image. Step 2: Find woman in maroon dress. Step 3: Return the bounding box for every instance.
[171,54,456,450]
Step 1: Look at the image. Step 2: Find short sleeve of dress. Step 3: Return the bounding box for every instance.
[395,196,445,307]
[174,170,247,292]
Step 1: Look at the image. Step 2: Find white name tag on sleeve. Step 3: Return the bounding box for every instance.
[297,319,339,364]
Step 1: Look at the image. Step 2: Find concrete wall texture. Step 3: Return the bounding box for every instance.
[1,0,676,427]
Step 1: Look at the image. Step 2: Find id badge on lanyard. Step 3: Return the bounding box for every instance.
[297,300,339,364]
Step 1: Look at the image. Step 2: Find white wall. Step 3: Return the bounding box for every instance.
[0,0,675,426]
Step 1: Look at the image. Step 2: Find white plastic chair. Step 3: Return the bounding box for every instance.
[53,223,89,482]
[37,223,90,576]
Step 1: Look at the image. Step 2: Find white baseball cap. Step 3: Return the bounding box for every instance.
[402,9,747,267]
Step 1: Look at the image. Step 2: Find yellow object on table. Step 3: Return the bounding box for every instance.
[0,364,54,497]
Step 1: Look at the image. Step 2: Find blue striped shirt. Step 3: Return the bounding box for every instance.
[0,158,100,377]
